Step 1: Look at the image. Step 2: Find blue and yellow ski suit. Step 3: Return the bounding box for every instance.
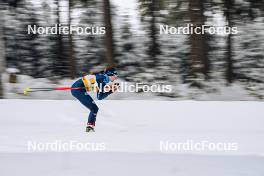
[71,73,113,126]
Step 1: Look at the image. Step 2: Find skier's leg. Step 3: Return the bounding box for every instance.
[84,94,99,126]
[71,89,99,126]
[71,79,99,127]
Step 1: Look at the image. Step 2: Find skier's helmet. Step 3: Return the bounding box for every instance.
[105,67,118,77]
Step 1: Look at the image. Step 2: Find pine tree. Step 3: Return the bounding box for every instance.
[138,0,161,67]
[223,0,234,84]
[189,0,209,81]
[103,0,115,67]
[0,2,6,98]
[68,0,76,79]
[75,0,106,75]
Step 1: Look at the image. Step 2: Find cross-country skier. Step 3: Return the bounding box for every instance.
[71,67,118,132]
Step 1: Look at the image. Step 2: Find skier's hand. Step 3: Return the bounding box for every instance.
[112,83,120,92]
[104,82,119,92]
[114,82,120,86]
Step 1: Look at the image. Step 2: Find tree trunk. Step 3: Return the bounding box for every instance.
[54,0,64,78]
[68,0,76,78]
[224,0,234,84]
[103,0,115,67]
[148,0,160,67]
[0,9,6,98]
[189,0,209,79]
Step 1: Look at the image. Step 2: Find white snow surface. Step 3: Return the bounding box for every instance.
[0,100,264,176]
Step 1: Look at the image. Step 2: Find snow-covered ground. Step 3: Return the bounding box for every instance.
[0,100,264,175]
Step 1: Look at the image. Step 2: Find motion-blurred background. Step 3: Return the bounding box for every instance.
[0,0,263,100]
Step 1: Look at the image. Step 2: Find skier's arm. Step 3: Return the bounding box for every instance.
[97,89,113,100]
[96,75,113,100]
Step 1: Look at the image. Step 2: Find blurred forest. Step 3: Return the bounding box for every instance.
[0,0,264,99]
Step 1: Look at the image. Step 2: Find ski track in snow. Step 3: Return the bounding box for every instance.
[0,99,264,176]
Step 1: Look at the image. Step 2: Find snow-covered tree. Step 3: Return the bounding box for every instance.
[0,3,6,98]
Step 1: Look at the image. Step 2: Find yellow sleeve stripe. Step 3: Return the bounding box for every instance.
[82,77,90,92]
[82,77,96,92]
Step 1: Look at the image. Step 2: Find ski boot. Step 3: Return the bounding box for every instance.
[86,125,95,133]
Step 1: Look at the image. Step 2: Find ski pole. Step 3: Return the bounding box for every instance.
[23,87,85,95]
